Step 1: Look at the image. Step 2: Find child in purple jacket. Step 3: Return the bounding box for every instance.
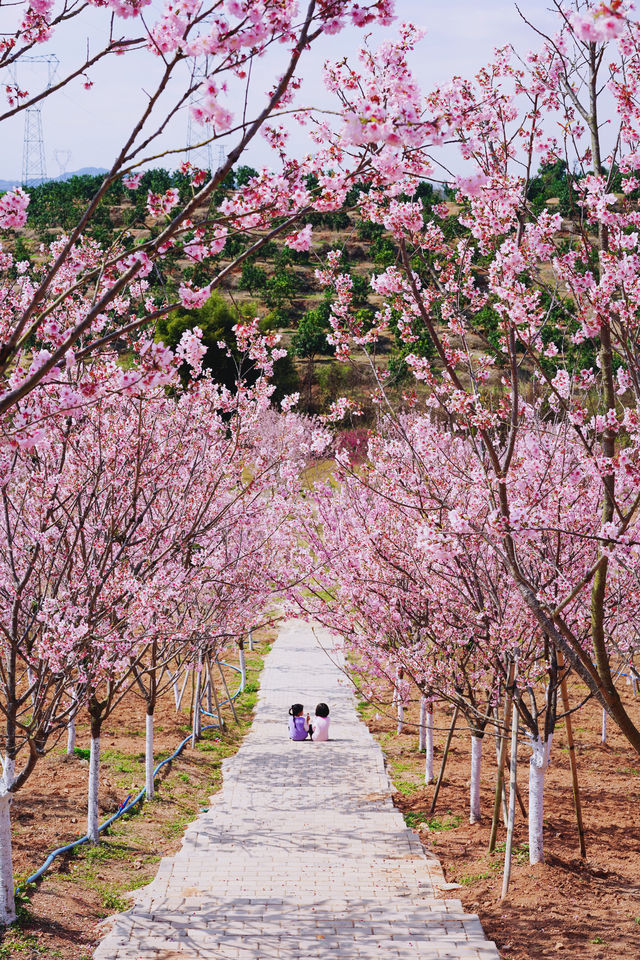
[288,703,313,740]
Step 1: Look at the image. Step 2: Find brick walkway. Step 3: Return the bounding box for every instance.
[94,619,500,959]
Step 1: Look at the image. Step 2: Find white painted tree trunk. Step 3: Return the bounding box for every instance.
[602,708,607,744]
[544,732,553,766]
[145,712,154,801]
[418,697,427,751]
[469,735,483,824]
[176,669,189,712]
[87,735,100,843]
[396,701,404,734]
[2,760,14,790]
[528,735,548,864]
[239,644,247,692]
[248,630,254,652]
[501,702,519,900]
[191,665,202,748]
[66,711,76,756]
[425,707,434,784]
[172,671,180,709]
[0,781,15,926]
[494,721,508,823]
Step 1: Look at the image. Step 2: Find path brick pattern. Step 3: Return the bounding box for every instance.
[94,619,500,959]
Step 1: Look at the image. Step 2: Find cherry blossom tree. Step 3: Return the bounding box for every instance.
[0,0,398,424]
[319,0,640,758]
[290,404,640,863]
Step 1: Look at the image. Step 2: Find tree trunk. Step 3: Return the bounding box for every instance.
[207,656,224,728]
[145,710,155,801]
[191,661,202,748]
[0,786,15,926]
[176,669,190,712]
[429,705,458,816]
[66,714,76,756]
[217,659,238,723]
[248,630,254,652]
[501,703,519,900]
[205,671,213,714]
[559,662,586,858]
[528,735,548,864]
[396,700,404,735]
[238,640,247,693]
[489,671,514,854]
[470,735,483,824]
[425,704,434,784]
[87,716,101,844]
[418,697,427,751]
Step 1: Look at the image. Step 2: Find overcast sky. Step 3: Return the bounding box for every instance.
[3,0,558,183]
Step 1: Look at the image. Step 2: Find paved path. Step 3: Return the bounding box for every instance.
[94,619,500,960]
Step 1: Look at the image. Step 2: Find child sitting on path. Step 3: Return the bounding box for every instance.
[313,702,330,741]
[288,703,312,740]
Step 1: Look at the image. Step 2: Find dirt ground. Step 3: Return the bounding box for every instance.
[0,630,275,959]
[358,677,640,960]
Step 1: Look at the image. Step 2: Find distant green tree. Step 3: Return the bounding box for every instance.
[235,165,258,186]
[264,265,300,320]
[156,292,239,388]
[527,160,573,217]
[370,234,397,267]
[238,261,268,294]
[290,300,334,407]
[156,292,298,401]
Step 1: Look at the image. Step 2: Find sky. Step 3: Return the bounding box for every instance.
[2,0,558,183]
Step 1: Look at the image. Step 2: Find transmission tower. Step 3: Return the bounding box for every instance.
[10,55,59,186]
[185,65,215,173]
[54,149,72,179]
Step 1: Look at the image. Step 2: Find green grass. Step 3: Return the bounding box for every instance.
[164,812,195,839]
[73,746,91,761]
[82,841,130,864]
[102,749,144,774]
[403,810,463,832]
[0,931,44,956]
[101,889,131,912]
[493,840,530,863]
[390,759,414,774]
[459,870,491,886]
[394,778,420,797]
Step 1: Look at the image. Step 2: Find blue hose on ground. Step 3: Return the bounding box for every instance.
[15,662,243,897]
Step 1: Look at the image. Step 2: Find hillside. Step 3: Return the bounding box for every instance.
[2,161,591,418]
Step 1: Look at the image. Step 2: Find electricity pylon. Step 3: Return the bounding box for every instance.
[10,55,60,186]
[185,64,214,173]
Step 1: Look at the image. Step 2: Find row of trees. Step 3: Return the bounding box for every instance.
[4,0,640,928]
[276,0,640,887]
[0,0,403,925]
[0,322,328,921]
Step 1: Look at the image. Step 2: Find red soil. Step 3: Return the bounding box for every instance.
[363,678,640,960]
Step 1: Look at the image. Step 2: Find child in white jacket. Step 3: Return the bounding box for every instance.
[313,702,330,741]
